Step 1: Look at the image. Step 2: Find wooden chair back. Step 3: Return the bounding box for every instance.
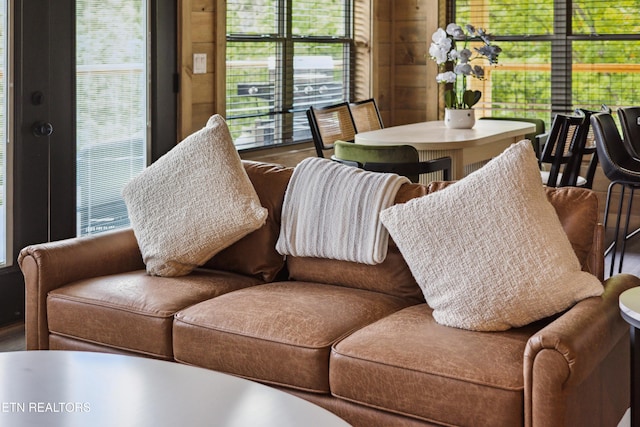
[306,102,357,157]
[349,98,383,133]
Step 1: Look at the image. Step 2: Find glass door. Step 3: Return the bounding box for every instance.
[0,1,6,268]
[0,0,175,326]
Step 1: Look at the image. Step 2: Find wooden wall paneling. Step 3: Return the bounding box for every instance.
[373,0,392,125]
[427,0,447,121]
[215,0,226,120]
[190,4,216,134]
[191,75,214,104]
[192,103,215,131]
[177,0,217,140]
[191,40,215,134]
[191,0,214,11]
[389,1,398,124]
[393,0,432,20]
[354,0,372,102]
[191,9,214,42]
[390,0,428,125]
[178,0,192,141]
[393,40,427,67]
[192,42,215,74]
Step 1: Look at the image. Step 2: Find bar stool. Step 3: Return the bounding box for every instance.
[591,112,640,276]
[617,106,640,157]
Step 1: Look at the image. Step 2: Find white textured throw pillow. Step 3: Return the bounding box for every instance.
[379,140,604,331]
[123,115,268,277]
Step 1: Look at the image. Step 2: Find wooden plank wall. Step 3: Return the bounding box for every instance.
[385,0,442,125]
[178,0,218,141]
[371,0,442,127]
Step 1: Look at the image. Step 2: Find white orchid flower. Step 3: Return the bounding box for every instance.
[459,48,472,63]
[432,28,448,44]
[454,63,473,76]
[428,22,501,109]
[445,23,464,39]
[436,71,457,84]
[429,43,449,64]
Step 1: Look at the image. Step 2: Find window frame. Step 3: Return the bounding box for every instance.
[450,0,640,119]
[224,0,355,151]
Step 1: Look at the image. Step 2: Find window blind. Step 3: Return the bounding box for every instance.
[76,0,148,236]
[226,0,353,149]
[0,2,5,265]
[454,0,640,126]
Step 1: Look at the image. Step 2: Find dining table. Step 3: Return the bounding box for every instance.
[354,119,537,182]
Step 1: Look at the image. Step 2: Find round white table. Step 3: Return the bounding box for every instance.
[0,351,351,427]
[620,287,640,427]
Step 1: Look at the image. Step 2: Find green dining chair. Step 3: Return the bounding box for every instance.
[480,117,547,158]
[332,140,451,183]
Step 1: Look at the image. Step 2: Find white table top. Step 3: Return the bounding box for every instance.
[0,351,351,427]
[620,287,640,326]
[354,119,536,150]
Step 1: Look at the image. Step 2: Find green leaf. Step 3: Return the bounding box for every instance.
[444,90,457,109]
[462,90,482,108]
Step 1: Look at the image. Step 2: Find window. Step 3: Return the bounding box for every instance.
[0,0,6,266]
[76,0,149,236]
[453,0,640,124]
[226,0,353,150]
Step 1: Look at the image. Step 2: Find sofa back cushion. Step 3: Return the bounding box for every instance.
[288,177,602,301]
[287,182,429,302]
[203,161,292,282]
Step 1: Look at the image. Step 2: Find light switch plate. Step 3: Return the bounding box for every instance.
[193,53,207,74]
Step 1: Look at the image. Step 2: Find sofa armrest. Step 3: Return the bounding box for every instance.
[18,228,145,350]
[586,223,605,281]
[524,273,640,427]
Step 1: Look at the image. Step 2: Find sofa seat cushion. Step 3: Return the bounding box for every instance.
[173,282,414,393]
[47,269,263,359]
[330,304,545,427]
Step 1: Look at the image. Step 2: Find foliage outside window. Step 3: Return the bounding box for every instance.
[454,0,640,126]
[226,0,353,150]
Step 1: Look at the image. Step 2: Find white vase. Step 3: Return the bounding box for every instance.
[444,108,475,129]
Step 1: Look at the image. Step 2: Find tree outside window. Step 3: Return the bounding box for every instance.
[455,0,640,127]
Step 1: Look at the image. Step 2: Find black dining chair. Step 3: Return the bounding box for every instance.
[539,113,591,187]
[591,112,640,276]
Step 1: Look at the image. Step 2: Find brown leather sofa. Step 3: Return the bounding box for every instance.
[18,160,639,427]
